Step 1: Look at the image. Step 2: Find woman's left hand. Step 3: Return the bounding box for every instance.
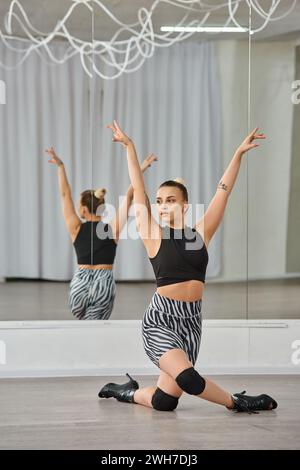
[45,146,63,166]
[141,153,158,172]
[237,127,266,155]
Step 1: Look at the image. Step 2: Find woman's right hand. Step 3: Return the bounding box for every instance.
[107,120,131,148]
[45,147,63,166]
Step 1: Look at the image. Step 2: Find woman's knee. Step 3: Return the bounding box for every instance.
[175,366,206,395]
[151,387,179,411]
[158,348,193,378]
[156,369,183,397]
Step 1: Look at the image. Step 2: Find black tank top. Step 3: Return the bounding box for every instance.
[149,225,209,287]
[73,220,117,265]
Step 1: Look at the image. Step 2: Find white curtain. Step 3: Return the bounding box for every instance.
[0,40,222,281]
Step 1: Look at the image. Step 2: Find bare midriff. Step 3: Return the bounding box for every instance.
[157,279,204,302]
[77,264,113,270]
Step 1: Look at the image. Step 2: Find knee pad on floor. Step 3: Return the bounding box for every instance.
[151,387,179,411]
[175,367,206,395]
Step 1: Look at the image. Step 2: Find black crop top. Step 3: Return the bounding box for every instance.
[73,220,117,265]
[149,225,209,287]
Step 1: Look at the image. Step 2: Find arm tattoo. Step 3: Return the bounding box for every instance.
[144,191,151,211]
[218,180,228,192]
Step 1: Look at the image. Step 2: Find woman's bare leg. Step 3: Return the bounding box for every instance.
[133,386,157,407]
[195,378,234,407]
[133,370,184,408]
[159,348,234,408]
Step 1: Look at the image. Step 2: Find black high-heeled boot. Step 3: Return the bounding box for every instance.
[226,390,278,414]
[98,373,139,403]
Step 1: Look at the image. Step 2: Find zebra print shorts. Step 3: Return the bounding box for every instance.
[142,291,203,368]
[69,267,116,320]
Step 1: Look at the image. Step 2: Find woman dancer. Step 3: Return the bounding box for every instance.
[46,146,157,320]
[98,121,278,413]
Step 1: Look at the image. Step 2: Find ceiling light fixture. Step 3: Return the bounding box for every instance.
[0,0,296,79]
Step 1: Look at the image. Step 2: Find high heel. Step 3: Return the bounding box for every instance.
[126,373,137,384]
[98,372,139,403]
[227,390,278,414]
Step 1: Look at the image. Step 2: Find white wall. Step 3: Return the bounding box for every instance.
[216,40,296,282]
[0,319,299,377]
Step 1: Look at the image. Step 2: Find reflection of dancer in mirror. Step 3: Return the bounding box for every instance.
[45,146,157,320]
[99,121,278,413]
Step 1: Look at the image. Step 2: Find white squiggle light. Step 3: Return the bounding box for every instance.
[0,0,297,79]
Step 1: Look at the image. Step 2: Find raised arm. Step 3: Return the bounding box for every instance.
[107,120,160,243]
[194,127,266,247]
[45,147,81,240]
[110,153,158,242]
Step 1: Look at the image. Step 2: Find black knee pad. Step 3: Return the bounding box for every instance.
[151,387,179,411]
[175,367,206,395]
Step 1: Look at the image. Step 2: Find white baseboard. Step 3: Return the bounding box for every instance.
[1,366,300,379]
[1,319,300,378]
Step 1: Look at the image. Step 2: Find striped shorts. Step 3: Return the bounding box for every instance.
[69,267,116,320]
[142,291,203,368]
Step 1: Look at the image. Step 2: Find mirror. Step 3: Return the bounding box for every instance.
[92,1,251,320]
[248,1,300,319]
[0,0,93,320]
[0,1,252,321]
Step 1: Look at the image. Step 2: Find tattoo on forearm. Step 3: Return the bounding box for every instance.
[144,191,151,211]
[218,180,228,191]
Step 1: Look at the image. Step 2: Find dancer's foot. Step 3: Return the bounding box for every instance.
[98,373,139,403]
[226,390,278,414]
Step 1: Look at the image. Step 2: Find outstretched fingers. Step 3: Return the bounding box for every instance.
[249,143,259,149]
[106,123,116,133]
[250,126,259,136]
[113,120,122,133]
[45,148,54,160]
[146,153,158,165]
[250,127,266,140]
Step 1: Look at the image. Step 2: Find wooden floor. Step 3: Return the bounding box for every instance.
[0,278,299,321]
[0,375,299,450]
